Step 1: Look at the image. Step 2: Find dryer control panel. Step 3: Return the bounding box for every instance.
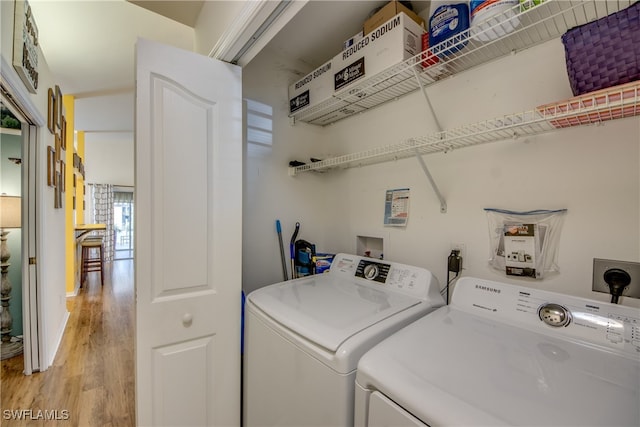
[329,254,442,301]
[452,277,640,357]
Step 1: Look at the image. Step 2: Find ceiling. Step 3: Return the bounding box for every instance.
[128,0,205,27]
[28,0,196,142]
[27,0,428,144]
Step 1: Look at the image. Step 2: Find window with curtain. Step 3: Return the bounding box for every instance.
[113,190,134,260]
[92,184,115,261]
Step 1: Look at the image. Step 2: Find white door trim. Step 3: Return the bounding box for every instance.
[0,67,45,374]
[208,0,307,66]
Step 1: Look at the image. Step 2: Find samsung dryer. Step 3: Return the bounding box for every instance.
[243,253,444,427]
[355,277,640,426]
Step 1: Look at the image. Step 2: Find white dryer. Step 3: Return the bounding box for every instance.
[243,253,444,427]
[355,276,640,426]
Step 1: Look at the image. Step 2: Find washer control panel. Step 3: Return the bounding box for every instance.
[451,277,640,356]
[356,260,390,283]
[329,254,440,300]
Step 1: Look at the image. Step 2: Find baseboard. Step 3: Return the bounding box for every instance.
[66,282,80,297]
[46,310,70,369]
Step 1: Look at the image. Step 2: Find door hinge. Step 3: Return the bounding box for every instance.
[29,257,36,265]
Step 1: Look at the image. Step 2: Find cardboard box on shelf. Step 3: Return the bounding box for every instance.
[421,32,439,68]
[288,59,334,114]
[343,31,364,51]
[363,1,424,35]
[333,12,425,92]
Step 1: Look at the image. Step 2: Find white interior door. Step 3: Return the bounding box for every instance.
[135,38,242,427]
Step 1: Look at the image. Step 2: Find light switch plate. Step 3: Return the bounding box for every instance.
[592,258,640,299]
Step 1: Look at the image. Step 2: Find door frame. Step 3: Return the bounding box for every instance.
[1,56,46,374]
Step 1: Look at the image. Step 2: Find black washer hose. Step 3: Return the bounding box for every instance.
[604,268,631,304]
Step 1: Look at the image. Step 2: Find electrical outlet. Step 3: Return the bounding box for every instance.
[592,258,640,300]
[450,243,466,263]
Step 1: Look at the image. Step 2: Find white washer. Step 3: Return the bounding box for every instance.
[243,253,445,427]
[355,276,640,426]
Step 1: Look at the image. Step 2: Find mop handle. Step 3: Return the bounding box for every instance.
[276,220,288,281]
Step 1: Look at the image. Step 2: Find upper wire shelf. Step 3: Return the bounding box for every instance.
[288,0,634,127]
[289,82,640,175]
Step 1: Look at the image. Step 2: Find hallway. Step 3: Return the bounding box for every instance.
[1,260,135,426]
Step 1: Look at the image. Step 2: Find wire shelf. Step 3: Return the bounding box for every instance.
[288,0,634,127]
[289,82,640,176]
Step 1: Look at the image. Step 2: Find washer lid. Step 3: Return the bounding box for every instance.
[356,307,640,426]
[247,275,422,352]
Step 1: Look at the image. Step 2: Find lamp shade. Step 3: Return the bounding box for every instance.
[0,195,21,229]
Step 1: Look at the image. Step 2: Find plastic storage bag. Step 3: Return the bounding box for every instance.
[485,208,567,279]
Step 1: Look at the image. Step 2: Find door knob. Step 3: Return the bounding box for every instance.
[182,313,193,327]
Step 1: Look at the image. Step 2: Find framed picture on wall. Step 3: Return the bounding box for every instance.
[55,133,61,163]
[57,174,63,208]
[54,172,61,208]
[47,88,55,134]
[55,85,63,129]
[47,146,55,186]
[61,116,67,150]
[60,161,66,193]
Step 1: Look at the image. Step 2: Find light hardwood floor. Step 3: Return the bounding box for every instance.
[1,260,135,426]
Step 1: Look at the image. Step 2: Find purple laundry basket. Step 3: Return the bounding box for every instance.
[561,2,640,96]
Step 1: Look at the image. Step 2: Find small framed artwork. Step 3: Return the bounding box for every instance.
[47,88,55,134]
[60,161,66,193]
[47,146,55,186]
[73,153,80,168]
[54,172,61,208]
[55,85,63,130]
[55,133,61,163]
[61,116,67,150]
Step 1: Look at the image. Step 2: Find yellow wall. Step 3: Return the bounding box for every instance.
[75,131,85,225]
[63,96,86,294]
[63,95,74,294]
[73,131,86,293]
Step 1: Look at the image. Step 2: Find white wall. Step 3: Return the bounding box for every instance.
[1,0,70,368]
[84,134,134,186]
[326,38,639,307]
[83,134,134,224]
[243,33,640,307]
[242,48,332,294]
